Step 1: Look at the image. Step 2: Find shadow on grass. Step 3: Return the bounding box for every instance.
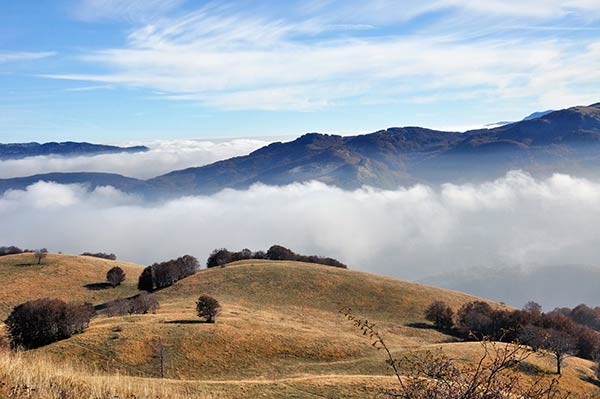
[406,322,437,330]
[84,282,112,290]
[165,320,208,324]
[16,263,38,267]
[582,375,600,387]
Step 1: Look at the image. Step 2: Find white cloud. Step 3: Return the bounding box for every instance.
[2,171,600,282]
[45,2,600,112]
[0,138,271,179]
[0,51,55,63]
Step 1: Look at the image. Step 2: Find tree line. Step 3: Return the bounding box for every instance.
[206,245,347,269]
[81,252,117,260]
[425,300,600,375]
[0,246,47,258]
[138,255,200,291]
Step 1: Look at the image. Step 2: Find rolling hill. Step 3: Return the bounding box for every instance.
[1,103,600,198]
[0,254,597,398]
[0,253,142,318]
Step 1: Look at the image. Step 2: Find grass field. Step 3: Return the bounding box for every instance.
[0,254,598,398]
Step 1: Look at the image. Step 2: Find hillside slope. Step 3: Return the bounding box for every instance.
[0,253,142,318]
[1,256,595,397]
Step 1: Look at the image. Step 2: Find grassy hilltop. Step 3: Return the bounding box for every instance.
[0,254,598,398]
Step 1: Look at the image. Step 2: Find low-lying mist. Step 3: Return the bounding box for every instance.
[2,170,599,307]
[0,138,271,179]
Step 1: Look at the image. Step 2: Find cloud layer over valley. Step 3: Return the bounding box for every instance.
[0,138,271,179]
[2,171,599,304]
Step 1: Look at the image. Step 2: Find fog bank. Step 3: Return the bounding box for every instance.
[1,171,599,285]
[0,138,270,179]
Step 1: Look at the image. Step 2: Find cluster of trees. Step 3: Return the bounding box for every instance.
[5,299,95,349]
[425,300,600,374]
[81,252,117,260]
[344,307,570,399]
[138,255,200,291]
[106,293,159,317]
[552,303,600,332]
[206,245,347,269]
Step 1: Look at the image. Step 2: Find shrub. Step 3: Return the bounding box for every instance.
[130,292,160,314]
[81,252,117,260]
[105,293,159,317]
[196,295,221,323]
[424,301,454,330]
[106,298,130,317]
[106,266,126,287]
[5,299,95,349]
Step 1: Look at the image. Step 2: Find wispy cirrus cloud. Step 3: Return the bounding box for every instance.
[45,1,600,112]
[72,0,186,22]
[0,51,56,63]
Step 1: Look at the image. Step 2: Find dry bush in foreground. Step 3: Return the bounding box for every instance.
[0,349,209,399]
[341,307,577,399]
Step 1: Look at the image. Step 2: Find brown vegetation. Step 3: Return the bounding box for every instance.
[138,255,199,291]
[106,266,126,287]
[196,295,221,323]
[206,245,347,269]
[5,299,95,349]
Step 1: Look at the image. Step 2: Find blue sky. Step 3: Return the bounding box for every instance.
[1,0,600,143]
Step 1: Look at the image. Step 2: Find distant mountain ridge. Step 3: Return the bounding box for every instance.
[1,103,600,197]
[0,141,149,160]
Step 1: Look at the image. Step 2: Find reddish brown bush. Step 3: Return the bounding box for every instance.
[424,301,454,330]
[5,299,95,349]
[106,266,126,287]
[196,295,221,323]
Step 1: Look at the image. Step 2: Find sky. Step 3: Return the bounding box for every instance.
[1,0,600,143]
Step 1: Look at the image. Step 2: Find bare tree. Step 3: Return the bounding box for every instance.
[152,339,168,378]
[542,329,577,375]
[34,250,47,265]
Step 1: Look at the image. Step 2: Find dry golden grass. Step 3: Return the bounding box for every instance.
[0,255,598,398]
[0,253,142,318]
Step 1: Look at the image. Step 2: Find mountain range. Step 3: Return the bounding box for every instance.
[0,141,148,160]
[1,103,599,197]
